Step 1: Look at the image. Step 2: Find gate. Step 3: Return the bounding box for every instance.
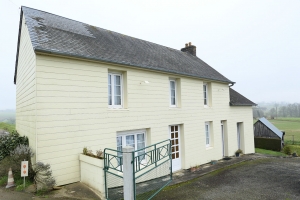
[104,139,172,200]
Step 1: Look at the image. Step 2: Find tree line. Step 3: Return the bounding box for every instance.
[253,103,300,119]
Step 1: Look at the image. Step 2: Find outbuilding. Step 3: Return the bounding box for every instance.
[254,117,285,151]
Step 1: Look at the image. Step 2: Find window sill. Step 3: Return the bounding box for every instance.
[204,105,211,109]
[206,146,213,150]
[169,107,181,109]
[108,108,129,111]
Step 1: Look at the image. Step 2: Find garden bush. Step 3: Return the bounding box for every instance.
[283,145,292,155]
[0,130,28,161]
[10,144,35,179]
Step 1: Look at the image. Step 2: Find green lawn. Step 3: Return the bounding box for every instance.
[0,122,15,133]
[255,148,286,156]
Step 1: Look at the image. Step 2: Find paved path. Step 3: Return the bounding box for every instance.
[154,156,300,200]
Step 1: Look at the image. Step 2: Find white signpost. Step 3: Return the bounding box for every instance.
[21,161,28,188]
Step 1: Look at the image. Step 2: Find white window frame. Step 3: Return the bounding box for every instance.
[205,122,210,147]
[108,72,123,108]
[117,129,146,157]
[170,79,177,107]
[203,83,208,106]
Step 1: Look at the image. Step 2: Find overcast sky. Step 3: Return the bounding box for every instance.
[0,0,299,110]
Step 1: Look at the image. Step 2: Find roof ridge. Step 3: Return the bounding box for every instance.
[21,6,190,56]
[21,6,92,28]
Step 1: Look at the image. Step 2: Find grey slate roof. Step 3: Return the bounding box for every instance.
[14,6,233,84]
[256,117,283,138]
[229,88,256,106]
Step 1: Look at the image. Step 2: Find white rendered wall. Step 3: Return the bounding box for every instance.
[33,53,254,186]
[15,15,37,159]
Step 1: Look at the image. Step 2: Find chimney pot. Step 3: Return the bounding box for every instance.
[181,42,196,56]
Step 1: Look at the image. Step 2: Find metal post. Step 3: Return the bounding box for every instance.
[293,135,294,145]
[123,146,134,200]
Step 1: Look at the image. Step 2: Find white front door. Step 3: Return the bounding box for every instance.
[170,125,181,172]
[221,122,225,157]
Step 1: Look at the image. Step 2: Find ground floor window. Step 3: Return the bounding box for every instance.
[117,130,146,160]
[205,122,211,147]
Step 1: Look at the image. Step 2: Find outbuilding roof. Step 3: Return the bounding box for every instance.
[229,88,257,106]
[14,6,233,84]
[255,117,283,138]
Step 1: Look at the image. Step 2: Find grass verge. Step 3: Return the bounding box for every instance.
[255,148,286,156]
[0,122,15,133]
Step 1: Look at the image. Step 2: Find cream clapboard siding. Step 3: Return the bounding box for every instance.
[16,15,37,157]
[34,54,254,185]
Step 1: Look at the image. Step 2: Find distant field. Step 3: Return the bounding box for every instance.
[269,118,300,142]
[254,118,300,143]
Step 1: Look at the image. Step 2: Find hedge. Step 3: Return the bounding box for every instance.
[254,137,282,151]
[0,130,28,161]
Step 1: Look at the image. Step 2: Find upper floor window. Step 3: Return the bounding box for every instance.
[108,73,122,108]
[170,79,177,107]
[203,83,208,106]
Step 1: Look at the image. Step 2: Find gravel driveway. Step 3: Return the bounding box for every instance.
[154,157,300,200]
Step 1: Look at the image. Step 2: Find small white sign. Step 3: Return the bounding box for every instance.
[21,161,28,177]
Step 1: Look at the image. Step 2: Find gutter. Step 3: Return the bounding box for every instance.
[32,47,235,85]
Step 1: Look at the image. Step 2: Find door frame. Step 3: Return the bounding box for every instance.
[221,121,225,157]
[169,125,181,172]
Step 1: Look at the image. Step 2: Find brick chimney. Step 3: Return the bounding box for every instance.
[181,42,196,56]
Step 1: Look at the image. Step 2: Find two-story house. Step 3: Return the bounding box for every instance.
[14,7,256,186]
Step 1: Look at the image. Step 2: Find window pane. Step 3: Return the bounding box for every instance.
[203,85,207,105]
[115,85,121,95]
[117,136,122,157]
[108,74,111,84]
[115,75,121,85]
[205,124,210,145]
[108,95,112,105]
[171,89,175,97]
[137,134,145,159]
[126,135,135,148]
[170,81,175,89]
[137,134,144,143]
[108,75,112,105]
[171,97,176,105]
[114,95,121,105]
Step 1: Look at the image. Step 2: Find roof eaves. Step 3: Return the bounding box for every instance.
[34,47,235,84]
[14,8,24,84]
[230,102,257,106]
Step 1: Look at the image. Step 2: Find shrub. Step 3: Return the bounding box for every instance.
[96,149,104,159]
[0,130,28,161]
[283,146,292,155]
[235,149,243,154]
[83,147,104,159]
[34,162,56,190]
[10,144,35,179]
